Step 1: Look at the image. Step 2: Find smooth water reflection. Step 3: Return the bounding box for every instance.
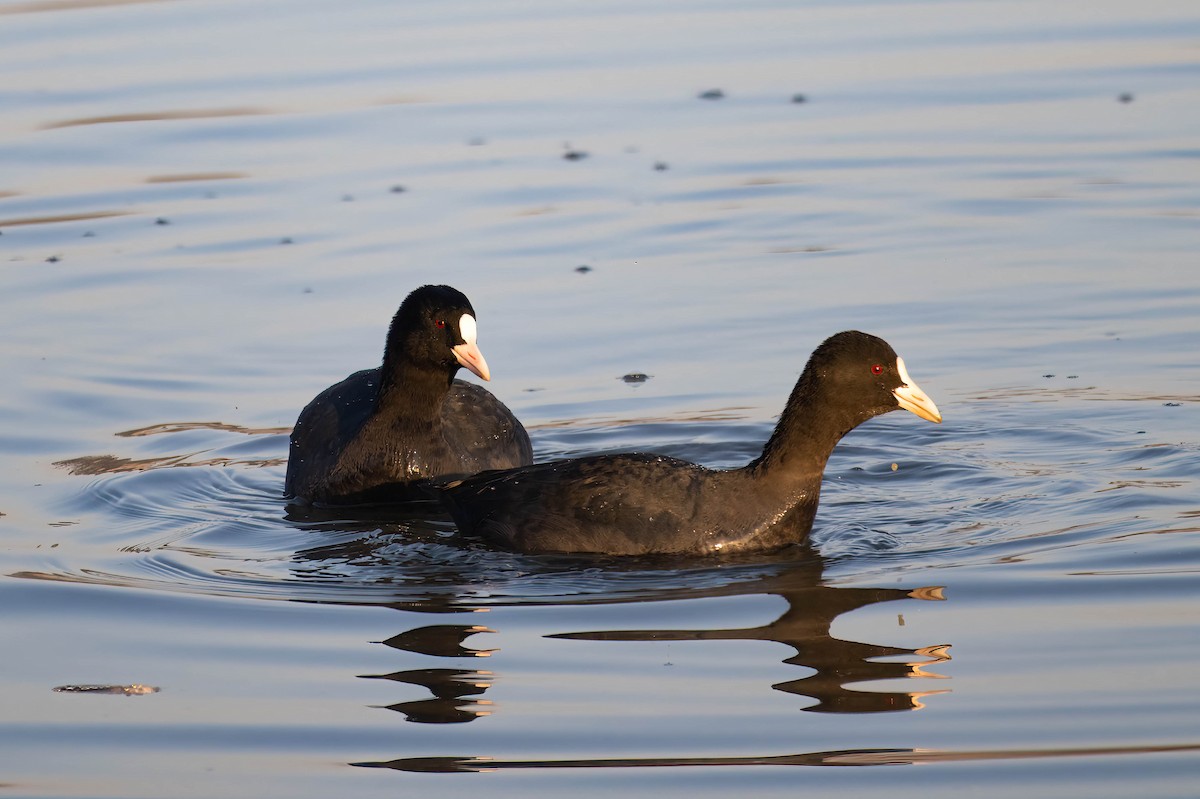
[545,561,949,715]
[4,0,1200,796]
[356,552,949,729]
[359,742,1200,775]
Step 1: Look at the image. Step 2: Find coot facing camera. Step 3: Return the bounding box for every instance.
[285,285,532,504]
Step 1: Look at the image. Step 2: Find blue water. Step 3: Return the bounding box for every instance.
[2,1,1199,797]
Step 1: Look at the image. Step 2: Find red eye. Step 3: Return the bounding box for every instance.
[871,364,884,375]
[435,319,446,329]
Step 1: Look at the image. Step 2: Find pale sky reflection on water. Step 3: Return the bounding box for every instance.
[1,1,1199,797]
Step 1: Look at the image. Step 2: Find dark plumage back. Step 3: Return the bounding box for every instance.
[441,330,939,555]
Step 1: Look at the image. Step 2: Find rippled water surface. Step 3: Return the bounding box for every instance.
[2,1,1199,797]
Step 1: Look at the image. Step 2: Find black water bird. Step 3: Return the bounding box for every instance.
[285,285,532,504]
[441,331,940,555]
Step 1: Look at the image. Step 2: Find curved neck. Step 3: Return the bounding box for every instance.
[748,369,868,486]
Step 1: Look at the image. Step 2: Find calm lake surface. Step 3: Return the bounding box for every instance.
[2,1,1199,797]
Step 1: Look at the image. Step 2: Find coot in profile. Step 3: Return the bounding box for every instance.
[285,285,532,504]
[441,331,940,555]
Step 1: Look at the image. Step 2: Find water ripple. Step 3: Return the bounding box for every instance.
[18,401,1198,607]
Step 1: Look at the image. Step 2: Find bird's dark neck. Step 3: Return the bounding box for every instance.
[376,356,456,424]
[747,369,860,489]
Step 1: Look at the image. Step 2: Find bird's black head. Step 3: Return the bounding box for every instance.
[804,330,941,424]
[384,284,491,381]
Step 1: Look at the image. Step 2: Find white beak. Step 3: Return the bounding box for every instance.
[892,356,941,423]
[451,313,491,381]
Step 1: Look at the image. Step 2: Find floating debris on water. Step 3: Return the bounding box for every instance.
[653,161,669,171]
[54,684,160,696]
[620,373,651,384]
[698,88,724,100]
[574,265,593,274]
[791,93,808,104]
[562,149,588,161]
[1118,92,1134,103]
[389,184,406,194]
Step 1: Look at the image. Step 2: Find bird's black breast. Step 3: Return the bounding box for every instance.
[286,373,531,504]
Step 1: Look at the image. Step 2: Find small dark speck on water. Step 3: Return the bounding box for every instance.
[280,237,293,245]
[155,217,170,225]
[1067,375,1078,379]
[1118,92,1135,103]
[46,255,60,263]
[575,265,593,274]
[698,88,724,100]
[791,93,808,104]
[389,185,406,194]
[467,137,486,146]
[82,231,95,237]
[342,194,355,202]
[302,287,313,294]
[621,373,651,384]
[563,149,588,161]
[653,161,669,171]
[1043,374,1055,378]
[1164,402,1182,407]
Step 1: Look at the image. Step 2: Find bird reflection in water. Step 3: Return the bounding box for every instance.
[361,618,498,725]
[356,548,949,735]
[548,555,948,714]
[362,666,496,724]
